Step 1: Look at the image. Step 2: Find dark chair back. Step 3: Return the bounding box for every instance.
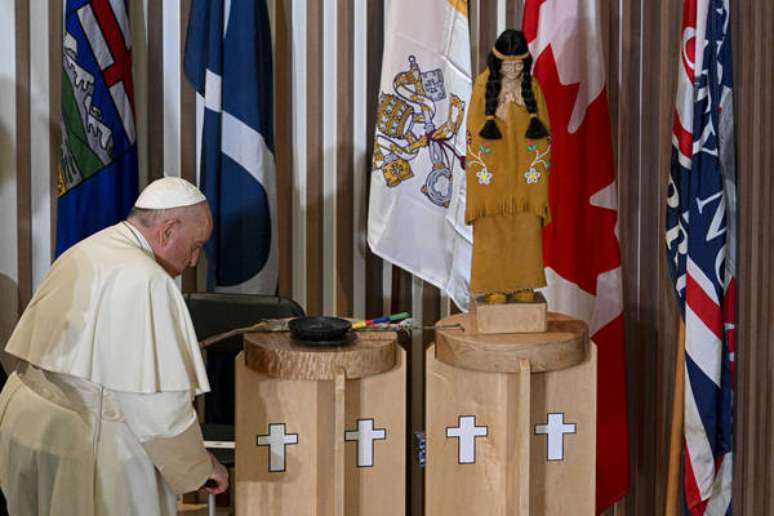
[184,293,305,426]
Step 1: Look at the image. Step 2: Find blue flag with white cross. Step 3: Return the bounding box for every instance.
[184,0,278,293]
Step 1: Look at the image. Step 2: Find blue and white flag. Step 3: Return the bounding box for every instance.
[184,0,278,293]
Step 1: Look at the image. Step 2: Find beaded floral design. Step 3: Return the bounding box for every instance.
[467,142,494,185]
[523,141,550,184]
[476,169,493,185]
[524,167,541,184]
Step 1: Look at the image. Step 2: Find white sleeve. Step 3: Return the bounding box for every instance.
[113,389,212,494]
[114,389,197,441]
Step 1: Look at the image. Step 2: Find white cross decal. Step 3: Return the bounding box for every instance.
[257,423,299,472]
[535,413,577,461]
[345,419,387,467]
[446,415,488,464]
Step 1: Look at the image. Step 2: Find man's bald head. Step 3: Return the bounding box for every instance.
[127,201,213,277]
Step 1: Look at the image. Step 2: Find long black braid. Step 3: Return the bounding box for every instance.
[479,29,549,140]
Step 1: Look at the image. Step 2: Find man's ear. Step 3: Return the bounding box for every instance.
[159,218,179,246]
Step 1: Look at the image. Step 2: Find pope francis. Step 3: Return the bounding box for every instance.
[0,178,229,515]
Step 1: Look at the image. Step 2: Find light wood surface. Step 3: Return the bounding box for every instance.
[435,312,588,373]
[474,294,547,334]
[425,344,597,515]
[517,359,531,515]
[235,349,406,516]
[530,344,597,514]
[505,359,531,516]
[334,370,345,516]
[425,345,506,516]
[243,331,398,380]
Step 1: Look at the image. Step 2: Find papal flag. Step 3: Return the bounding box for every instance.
[184,0,278,293]
[57,0,138,255]
[368,0,472,309]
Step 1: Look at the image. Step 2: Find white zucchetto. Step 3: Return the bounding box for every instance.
[134,177,207,209]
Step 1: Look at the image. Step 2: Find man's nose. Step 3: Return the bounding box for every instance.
[189,249,201,267]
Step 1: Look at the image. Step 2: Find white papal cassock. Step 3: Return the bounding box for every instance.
[0,222,212,515]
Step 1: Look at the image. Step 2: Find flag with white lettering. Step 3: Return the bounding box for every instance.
[665,0,735,513]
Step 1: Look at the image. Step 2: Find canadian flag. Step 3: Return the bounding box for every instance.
[524,0,630,512]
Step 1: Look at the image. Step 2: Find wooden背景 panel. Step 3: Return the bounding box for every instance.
[731,1,774,514]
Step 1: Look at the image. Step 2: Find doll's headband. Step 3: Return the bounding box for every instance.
[491,47,530,61]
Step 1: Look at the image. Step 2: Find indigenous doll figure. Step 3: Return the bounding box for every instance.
[465,29,551,304]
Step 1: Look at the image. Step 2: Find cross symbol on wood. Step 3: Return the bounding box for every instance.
[446,415,488,464]
[345,419,387,467]
[257,423,299,472]
[535,413,577,461]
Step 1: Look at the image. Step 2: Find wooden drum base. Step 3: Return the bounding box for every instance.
[426,312,597,516]
[435,312,588,373]
[236,331,405,516]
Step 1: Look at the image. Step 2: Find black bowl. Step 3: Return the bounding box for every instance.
[288,316,353,344]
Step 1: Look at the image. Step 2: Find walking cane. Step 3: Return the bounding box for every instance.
[203,479,218,516]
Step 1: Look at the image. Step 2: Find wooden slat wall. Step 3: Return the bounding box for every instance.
[335,0,354,317]
[304,0,324,316]
[364,0,385,319]
[180,0,197,292]
[14,0,31,313]
[611,0,683,513]
[274,0,293,300]
[147,0,164,184]
[0,1,772,515]
[732,1,774,514]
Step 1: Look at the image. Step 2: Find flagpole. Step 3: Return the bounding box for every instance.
[665,318,686,516]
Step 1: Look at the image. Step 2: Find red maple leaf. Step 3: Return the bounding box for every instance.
[535,48,622,294]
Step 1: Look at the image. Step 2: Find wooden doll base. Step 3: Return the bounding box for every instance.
[474,291,547,334]
[435,312,588,374]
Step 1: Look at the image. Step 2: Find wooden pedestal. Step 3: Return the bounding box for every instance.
[235,332,406,516]
[474,292,548,334]
[426,312,596,516]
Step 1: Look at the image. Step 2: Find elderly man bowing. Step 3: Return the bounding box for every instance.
[0,178,228,515]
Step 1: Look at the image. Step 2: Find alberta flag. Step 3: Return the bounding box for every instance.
[57,0,138,255]
[184,0,278,293]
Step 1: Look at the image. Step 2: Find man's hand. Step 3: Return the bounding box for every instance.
[204,453,229,495]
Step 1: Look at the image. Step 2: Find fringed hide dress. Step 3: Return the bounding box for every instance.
[465,70,552,294]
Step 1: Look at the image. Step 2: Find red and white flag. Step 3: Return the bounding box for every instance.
[524,1,629,511]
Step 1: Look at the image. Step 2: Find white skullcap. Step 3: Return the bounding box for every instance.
[134,177,207,209]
